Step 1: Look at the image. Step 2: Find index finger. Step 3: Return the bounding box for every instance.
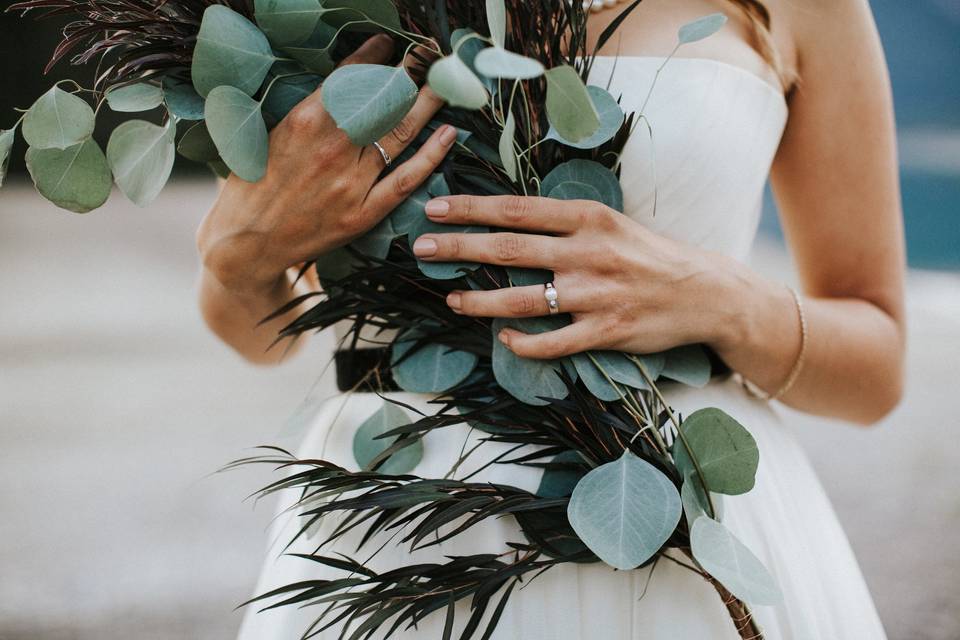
[424,195,595,235]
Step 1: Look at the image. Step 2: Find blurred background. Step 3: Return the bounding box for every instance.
[1,1,958,639]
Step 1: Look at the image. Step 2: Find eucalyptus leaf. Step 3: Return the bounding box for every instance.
[536,451,587,498]
[630,352,666,381]
[106,83,164,113]
[406,214,486,280]
[673,408,759,496]
[474,48,545,80]
[352,402,423,474]
[678,13,728,45]
[571,352,623,401]
[283,20,338,74]
[322,64,418,145]
[541,159,623,212]
[22,87,95,150]
[0,128,15,187]
[204,85,268,182]
[546,85,624,149]
[498,111,517,181]
[485,0,506,47]
[567,451,682,570]
[390,173,449,234]
[255,0,324,47]
[263,73,321,121]
[544,65,600,144]
[106,119,176,206]
[427,55,489,110]
[351,216,396,259]
[690,517,782,605]
[547,182,602,202]
[660,344,712,387]
[25,138,111,213]
[320,0,402,32]
[491,317,568,406]
[452,29,496,92]
[177,122,221,163]
[208,160,231,179]
[391,333,478,393]
[315,245,361,286]
[591,350,651,389]
[163,77,205,120]
[192,6,275,97]
[680,471,724,527]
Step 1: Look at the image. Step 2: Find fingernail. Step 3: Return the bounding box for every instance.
[413,236,438,257]
[498,330,511,348]
[425,199,449,218]
[447,292,462,311]
[439,124,457,146]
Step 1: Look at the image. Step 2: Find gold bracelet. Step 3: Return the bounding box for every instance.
[739,286,808,401]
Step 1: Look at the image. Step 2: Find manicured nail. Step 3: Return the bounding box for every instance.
[413,236,438,257]
[425,199,449,218]
[447,292,462,311]
[439,124,457,146]
[498,330,512,348]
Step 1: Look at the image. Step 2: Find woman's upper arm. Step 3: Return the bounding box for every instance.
[771,0,906,325]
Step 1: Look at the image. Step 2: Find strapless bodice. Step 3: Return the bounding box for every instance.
[589,56,788,262]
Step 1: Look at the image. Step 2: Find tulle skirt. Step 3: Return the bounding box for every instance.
[236,377,887,640]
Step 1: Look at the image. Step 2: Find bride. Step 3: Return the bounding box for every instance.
[196,0,903,637]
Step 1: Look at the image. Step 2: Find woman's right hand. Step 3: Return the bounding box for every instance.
[196,34,456,298]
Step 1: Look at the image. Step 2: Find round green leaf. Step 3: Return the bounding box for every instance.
[491,317,569,406]
[678,13,728,45]
[390,333,478,394]
[163,77,205,121]
[544,65,600,144]
[546,85,624,149]
[474,48,545,80]
[547,182,602,202]
[390,173,449,234]
[485,0,506,48]
[576,350,652,393]
[537,451,588,498]
[322,64,418,145]
[352,401,423,474]
[690,517,782,605]
[498,110,517,181]
[452,29,496,93]
[191,5,275,97]
[406,214,486,280]
[541,159,623,212]
[428,55,489,110]
[0,128,15,187]
[567,450,681,570]
[255,0,324,47]
[263,73,321,122]
[22,87,95,150]
[284,21,338,74]
[631,352,666,381]
[571,352,624,401]
[660,344,712,387]
[25,138,111,213]
[204,85,268,182]
[350,216,396,259]
[177,122,220,163]
[672,408,759,496]
[106,119,176,207]
[680,471,724,528]
[315,245,361,287]
[320,0,401,32]
[106,83,164,113]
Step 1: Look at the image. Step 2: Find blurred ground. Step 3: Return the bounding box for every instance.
[1,180,958,640]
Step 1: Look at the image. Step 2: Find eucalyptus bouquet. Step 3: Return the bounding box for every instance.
[4,0,783,638]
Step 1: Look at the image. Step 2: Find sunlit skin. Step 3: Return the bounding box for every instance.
[197,0,905,425]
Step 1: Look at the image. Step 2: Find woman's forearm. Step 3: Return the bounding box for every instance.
[710,261,905,425]
[198,265,316,365]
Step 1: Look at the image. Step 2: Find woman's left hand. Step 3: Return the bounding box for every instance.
[412,195,745,359]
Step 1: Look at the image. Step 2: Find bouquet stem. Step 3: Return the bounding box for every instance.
[708,578,764,640]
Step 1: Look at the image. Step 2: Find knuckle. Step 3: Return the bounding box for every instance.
[391,116,416,144]
[494,233,525,262]
[392,169,417,197]
[504,195,532,225]
[456,196,475,222]
[285,106,324,134]
[509,292,539,315]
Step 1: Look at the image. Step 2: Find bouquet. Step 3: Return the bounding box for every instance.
[4,1,783,638]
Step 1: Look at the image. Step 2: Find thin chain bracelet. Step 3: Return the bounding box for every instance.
[739,286,808,401]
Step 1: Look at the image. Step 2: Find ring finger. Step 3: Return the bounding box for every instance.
[445,275,590,318]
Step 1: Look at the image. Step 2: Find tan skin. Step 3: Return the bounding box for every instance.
[197,0,906,425]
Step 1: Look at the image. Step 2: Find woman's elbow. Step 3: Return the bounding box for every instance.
[854,357,905,427]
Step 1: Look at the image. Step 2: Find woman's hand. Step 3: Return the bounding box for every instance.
[197,34,456,298]
[196,34,457,364]
[412,195,753,359]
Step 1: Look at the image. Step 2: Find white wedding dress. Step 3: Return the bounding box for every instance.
[237,57,888,640]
